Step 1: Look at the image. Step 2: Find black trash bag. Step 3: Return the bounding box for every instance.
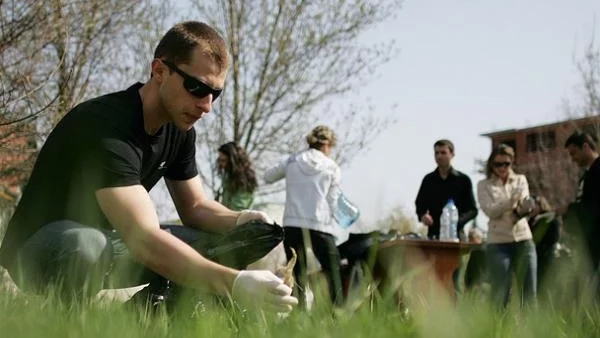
[129,220,284,314]
[188,219,284,270]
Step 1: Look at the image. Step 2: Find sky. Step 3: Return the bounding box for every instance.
[157,0,600,235]
[334,0,600,232]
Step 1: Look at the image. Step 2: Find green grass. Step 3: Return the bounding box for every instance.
[2,276,600,338]
[2,242,600,338]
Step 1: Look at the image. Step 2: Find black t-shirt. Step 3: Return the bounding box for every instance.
[0,83,197,268]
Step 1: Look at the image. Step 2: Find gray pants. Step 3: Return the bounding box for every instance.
[9,220,202,301]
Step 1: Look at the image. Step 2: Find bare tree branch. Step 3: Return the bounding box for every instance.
[0,0,173,224]
[189,0,403,197]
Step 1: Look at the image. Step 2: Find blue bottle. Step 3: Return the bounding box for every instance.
[334,194,360,228]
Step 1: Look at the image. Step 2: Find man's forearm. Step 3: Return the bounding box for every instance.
[415,203,427,220]
[180,199,239,233]
[458,210,478,230]
[129,228,238,295]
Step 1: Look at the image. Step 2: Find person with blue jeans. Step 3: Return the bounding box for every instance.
[477,144,537,308]
[0,21,297,313]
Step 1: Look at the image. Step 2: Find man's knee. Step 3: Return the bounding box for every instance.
[13,221,112,295]
[57,226,111,268]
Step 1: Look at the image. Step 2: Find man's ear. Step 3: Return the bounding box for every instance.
[151,59,167,81]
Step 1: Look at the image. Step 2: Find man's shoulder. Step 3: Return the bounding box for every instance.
[422,169,438,180]
[72,85,139,118]
[452,168,472,181]
[421,168,471,180]
[589,156,600,175]
[57,84,142,140]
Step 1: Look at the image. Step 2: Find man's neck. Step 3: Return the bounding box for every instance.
[139,83,167,135]
[438,166,452,178]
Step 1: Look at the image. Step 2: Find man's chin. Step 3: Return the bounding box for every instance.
[174,121,195,131]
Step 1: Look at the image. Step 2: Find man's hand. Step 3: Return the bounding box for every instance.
[232,270,298,312]
[236,209,275,226]
[421,210,433,226]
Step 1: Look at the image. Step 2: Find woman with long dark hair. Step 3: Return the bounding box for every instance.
[217,142,258,211]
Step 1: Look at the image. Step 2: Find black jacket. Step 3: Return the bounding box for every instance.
[415,167,478,239]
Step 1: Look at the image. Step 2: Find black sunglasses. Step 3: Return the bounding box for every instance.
[492,161,511,168]
[161,60,222,102]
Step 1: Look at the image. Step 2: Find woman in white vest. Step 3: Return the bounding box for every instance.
[264,125,343,309]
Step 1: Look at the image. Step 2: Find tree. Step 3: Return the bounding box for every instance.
[565,37,600,121]
[518,37,600,209]
[187,0,402,196]
[0,0,172,227]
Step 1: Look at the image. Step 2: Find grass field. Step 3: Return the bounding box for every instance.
[2,267,600,338]
[1,229,599,338]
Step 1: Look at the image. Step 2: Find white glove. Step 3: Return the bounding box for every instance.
[231,270,299,313]
[236,209,275,226]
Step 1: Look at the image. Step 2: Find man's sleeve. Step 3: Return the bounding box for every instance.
[90,136,141,188]
[165,129,198,181]
[415,176,429,220]
[457,175,478,231]
[584,163,600,229]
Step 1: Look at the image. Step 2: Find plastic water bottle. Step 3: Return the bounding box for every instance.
[440,199,459,242]
[334,194,360,228]
[448,199,459,242]
[440,206,450,240]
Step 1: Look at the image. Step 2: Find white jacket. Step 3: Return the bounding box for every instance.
[477,171,533,244]
[264,148,342,234]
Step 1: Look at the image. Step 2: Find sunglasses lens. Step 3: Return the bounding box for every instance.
[493,162,510,168]
[185,79,222,101]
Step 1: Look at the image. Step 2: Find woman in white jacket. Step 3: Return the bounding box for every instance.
[477,144,537,308]
[264,125,343,309]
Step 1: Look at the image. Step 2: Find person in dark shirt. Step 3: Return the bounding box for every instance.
[561,131,600,277]
[0,21,297,313]
[415,139,478,240]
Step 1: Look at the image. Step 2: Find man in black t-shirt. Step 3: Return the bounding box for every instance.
[0,21,297,313]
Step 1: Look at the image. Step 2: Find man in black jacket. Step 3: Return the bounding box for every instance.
[415,139,479,240]
[562,131,600,277]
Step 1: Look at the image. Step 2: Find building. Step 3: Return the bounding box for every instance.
[481,115,600,207]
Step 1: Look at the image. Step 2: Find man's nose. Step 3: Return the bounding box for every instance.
[196,94,213,112]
